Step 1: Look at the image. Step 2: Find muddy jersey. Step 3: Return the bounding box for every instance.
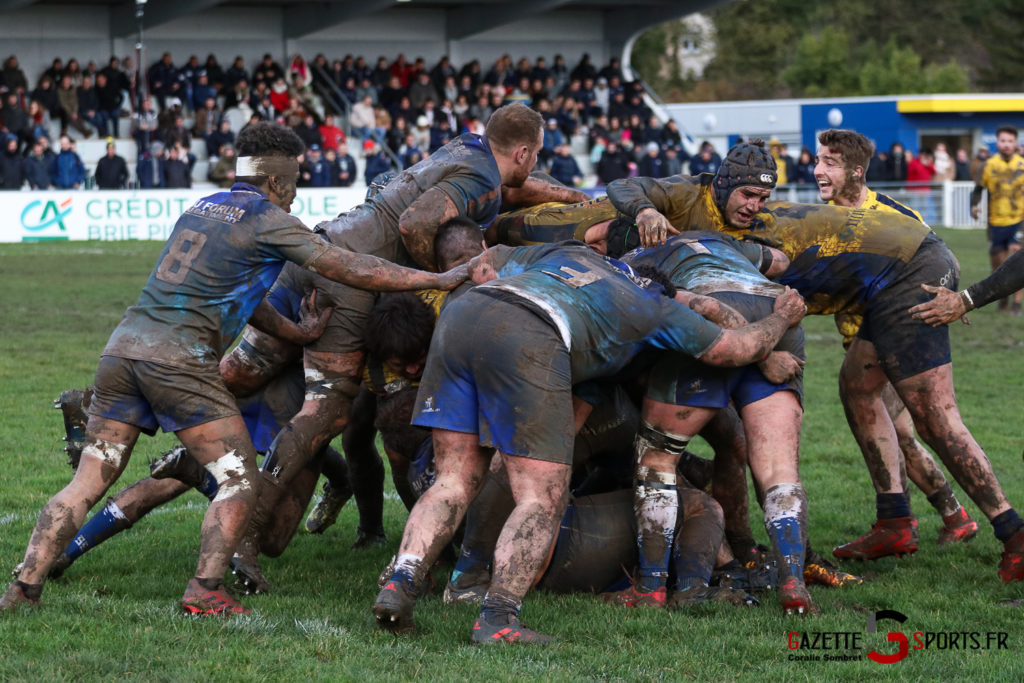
[478,243,723,381]
[493,198,622,245]
[979,153,1024,227]
[832,189,924,342]
[621,231,781,298]
[322,134,502,246]
[607,174,726,233]
[103,183,330,370]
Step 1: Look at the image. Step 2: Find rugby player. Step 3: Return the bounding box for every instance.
[229,104,561,577]
[910,247,1024,326]
[970,125,1024,314]
[0,122,466,615]
[814,129,978,558]
[606,140,1024,584]
[373,240,807,643]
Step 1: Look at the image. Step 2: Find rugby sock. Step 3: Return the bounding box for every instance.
[196,473,219,501]
[451,546,490,586]
[926,482,960,518]
[480,587,521,624]
[673,499,724,591]
[764,483,808,581]
[634,466,677,593]
[15,581,42,601]
[390,553,425,592]
[876,492,911,520]
[992,509,1024,542]
[62,499,132,563]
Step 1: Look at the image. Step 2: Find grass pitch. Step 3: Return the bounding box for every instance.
[1,229,1023,681]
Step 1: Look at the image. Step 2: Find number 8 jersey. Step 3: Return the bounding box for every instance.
[103,183,331,370]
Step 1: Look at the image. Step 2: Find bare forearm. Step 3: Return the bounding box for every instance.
[502,177,589,208]
[249,299,306,345]
[678,292,747,329]
[398,187,458,270]
[700,313,789,367]
[309,248,442,291]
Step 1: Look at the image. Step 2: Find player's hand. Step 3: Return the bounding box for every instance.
[435,262,470,290]
[295,290,334,343]
[758,351,805,384]
[773,287,807,326]
[636,208,679,247]
[909,284,969,327]
[970,205,981,220]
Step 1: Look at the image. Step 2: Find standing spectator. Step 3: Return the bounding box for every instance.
[636,142,664,178]
[688,142,720,175]
[77,75,105,136]
[907,147,937,224]
[136,140,165,188]
[371,56,391,89]
[2,92,30,146]
[793,147,816,185]
[362,139,391,186]
[147,53,182,110]
[596,140,630,184]
[549,143,582,187]
[954,148,972,181]
[253,53,284,89]
[94,141,128,189]
[100,57,130,110]
[22,137,52,189]
[208,143,236,188]
[3,55,28,96]
[334,140,357,186]
[50,135,86,189]
[970,126,1024,313]
[303,144,332,187]
[94,72,123,137]
[0,134,25,190]
[318,114,345,152]
[131,98,158,152]
[224,56,249,93]
[57,75,92,137]
[933,142,954,183]
[971,147,990,184]
[866,149,887,183]
[885,142,908,182]
[571,53,597,82]
[179,55,202,111]
[163,144,191,188]
[769,138,792,185]
[204,55,224,92]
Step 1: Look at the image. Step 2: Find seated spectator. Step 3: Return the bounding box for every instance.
[333,141,357,186]
[363,139,391,186]
[58,75,92,137]
[318,115,345,152]
[288,54,310,86]
[593,77,610,117]
[386,116,409,152]
[626,114,646,153]
[204,54,225,92]
[373,106,391,142]
[147,53,182,111]
[428,118,452,153]
[23,137,52,189]
[556,97,580,137]
[269,76,290,114]
[50,135,86,189]
[209,143,236,188]
[399,133,423,169]
[157,113,191,150]
[26,100,52,143]
[253,53,285,89]
[661,119,684,151]
[224,56,249,94]
[388,95,415,130]
[636,141,664,178]
[136,140,166,188]
[205,118,235,161]
[64,58,84,88]
[0,134,25,190]
[663,146,683,177]
[294,113,323,149]
[597,140,630,185]
[549,143,582,187]
[94,141,128,189]
[541,117,564,167]
[350,95,375,139]
[163,144,191,188]
[191,72,217,112]
[3,55,28,96]
[606,115,625,147]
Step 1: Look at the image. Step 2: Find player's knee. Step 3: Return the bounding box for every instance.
[681,488,722,520]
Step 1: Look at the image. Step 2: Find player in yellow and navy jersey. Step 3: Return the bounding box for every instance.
[813,128,978,560]
[971,125,1024,313]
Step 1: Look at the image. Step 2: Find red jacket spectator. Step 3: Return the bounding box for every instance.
[906,150,935,192]
[318,116,346,151]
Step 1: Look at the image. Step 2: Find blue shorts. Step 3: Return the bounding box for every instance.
[988,221,1022,255]
[90,356,240,435]
[412,289,574,463]
[645,292,804,408]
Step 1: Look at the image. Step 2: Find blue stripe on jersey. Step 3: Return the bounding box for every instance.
[875,193,922,222]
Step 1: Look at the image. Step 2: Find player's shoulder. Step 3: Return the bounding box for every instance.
[867,189,924,222]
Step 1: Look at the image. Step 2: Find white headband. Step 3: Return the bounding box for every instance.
[234,156,299,177]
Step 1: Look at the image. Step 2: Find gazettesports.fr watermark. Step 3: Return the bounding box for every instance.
[786,610,1009,664]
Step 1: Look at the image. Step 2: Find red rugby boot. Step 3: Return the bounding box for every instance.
[832,517,918,561]
[937,507,979,546]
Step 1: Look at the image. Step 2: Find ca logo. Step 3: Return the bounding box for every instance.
[21,198,72,232]
[760,173,774,183]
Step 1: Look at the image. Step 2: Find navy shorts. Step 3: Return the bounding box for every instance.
[988,221,1022,255]
[89,355,240,435]
[645,292,805,409]
[412,289,574,463]
[857,233,959,381]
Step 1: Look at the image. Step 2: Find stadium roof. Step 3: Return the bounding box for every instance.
[6,0,724,50]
